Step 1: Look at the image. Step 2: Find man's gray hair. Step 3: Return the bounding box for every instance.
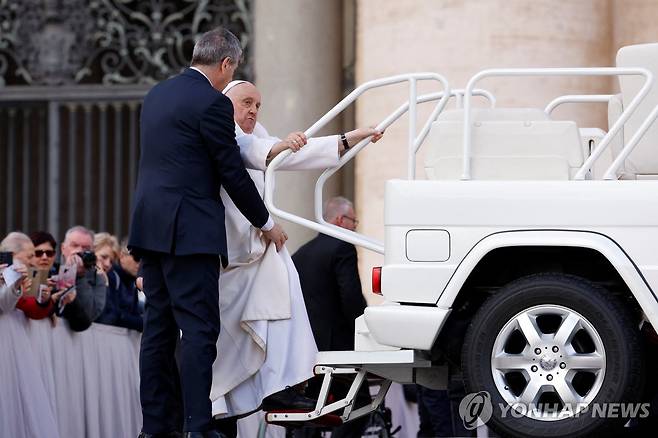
[323,196,354,222]
[0,231,33,253]
[191,27,242,67]
[64,225,94,244]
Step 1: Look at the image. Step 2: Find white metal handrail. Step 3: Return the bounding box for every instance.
[264,73,451,254]
[544,94,615,115]
[604,98,658,179]
[312,88,496,229]
[462,68,654,181]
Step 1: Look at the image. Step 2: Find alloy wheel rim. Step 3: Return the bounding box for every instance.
[490,304,606,421]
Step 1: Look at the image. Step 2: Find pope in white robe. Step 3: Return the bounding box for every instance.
[209,81,382,420]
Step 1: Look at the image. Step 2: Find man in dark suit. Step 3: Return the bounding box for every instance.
[292,196,366,352]
[129,28,287,438]
[292,196,368,438]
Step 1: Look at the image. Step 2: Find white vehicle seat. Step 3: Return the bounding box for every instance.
[612,43,658,179]
[424,108,584,180]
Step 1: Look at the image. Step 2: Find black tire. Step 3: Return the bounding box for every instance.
[461,273,644,438]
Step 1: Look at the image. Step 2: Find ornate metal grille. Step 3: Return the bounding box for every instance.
[0,0,253,240]
[0,0,253,85]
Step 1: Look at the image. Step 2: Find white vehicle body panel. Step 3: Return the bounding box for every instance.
[363,304,450,350]
[374,179,658,348]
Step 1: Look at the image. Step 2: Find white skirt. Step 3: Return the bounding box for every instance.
[51,319,88,438]
[26,317,58,414]
[211,250,318,417]
[0,310,60,438]
[81,323,142,438]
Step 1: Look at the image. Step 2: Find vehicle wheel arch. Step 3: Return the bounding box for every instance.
[432,230,654,362]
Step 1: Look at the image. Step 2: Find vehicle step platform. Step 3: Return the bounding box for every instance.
[266,349,431,426]
[316,349,431,368]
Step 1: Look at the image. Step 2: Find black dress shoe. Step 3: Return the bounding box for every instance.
[138,432,182,438]
[184,431,226,438]
[261,386,317,411]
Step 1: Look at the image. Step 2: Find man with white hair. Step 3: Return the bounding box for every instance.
[207,81,381,435]
[1,232,36,267]
[222,80,382,168]
[58,225,106,331]
[293,197,365,351]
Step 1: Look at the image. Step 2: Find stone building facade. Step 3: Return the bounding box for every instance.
[351,0,658,297]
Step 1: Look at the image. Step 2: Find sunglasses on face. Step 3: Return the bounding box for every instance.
[35,250,56,258]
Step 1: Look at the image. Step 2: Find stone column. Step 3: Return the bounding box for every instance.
[355,0,613,301]
[253,0,344,252]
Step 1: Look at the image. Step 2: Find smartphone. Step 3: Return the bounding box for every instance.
[55,263,77,291]
[0,251,13,266]
[27,269,49,297]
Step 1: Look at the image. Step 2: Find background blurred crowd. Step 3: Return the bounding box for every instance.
[0,225,144,438]
[0,215,458,438]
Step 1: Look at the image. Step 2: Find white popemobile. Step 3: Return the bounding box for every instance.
[262,43,658,437]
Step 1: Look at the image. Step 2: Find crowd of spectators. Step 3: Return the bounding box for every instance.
[0,225,145,438]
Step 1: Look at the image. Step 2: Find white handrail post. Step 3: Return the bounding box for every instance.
[456,91,464,109]
[408,78,417,179]
[462,76,477,180]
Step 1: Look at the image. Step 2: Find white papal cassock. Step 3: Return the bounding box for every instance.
[210,122,339,418]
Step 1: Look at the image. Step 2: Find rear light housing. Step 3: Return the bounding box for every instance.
[372,266,382,295]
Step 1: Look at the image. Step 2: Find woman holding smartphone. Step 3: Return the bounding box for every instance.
[0,242,60,438]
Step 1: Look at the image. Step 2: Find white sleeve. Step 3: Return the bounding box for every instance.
[260,216,275,231]
[235,125,278,171]
[0,283,21,314]
[278,135,341,171]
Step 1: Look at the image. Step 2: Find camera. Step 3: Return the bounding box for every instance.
[78,250,97,270]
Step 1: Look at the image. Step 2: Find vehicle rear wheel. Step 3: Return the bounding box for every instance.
[461,273,644,437]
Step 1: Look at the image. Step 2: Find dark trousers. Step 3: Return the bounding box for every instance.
[139,252,221,433]
[417,375,473,438]
[417,388,453,437]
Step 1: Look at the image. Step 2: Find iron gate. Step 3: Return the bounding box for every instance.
[0,85,148,240]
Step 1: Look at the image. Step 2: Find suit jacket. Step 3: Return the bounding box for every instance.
[128,68,269,257]
[292,233,367,351]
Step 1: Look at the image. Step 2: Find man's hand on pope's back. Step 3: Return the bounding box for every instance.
[262,223,288,251]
